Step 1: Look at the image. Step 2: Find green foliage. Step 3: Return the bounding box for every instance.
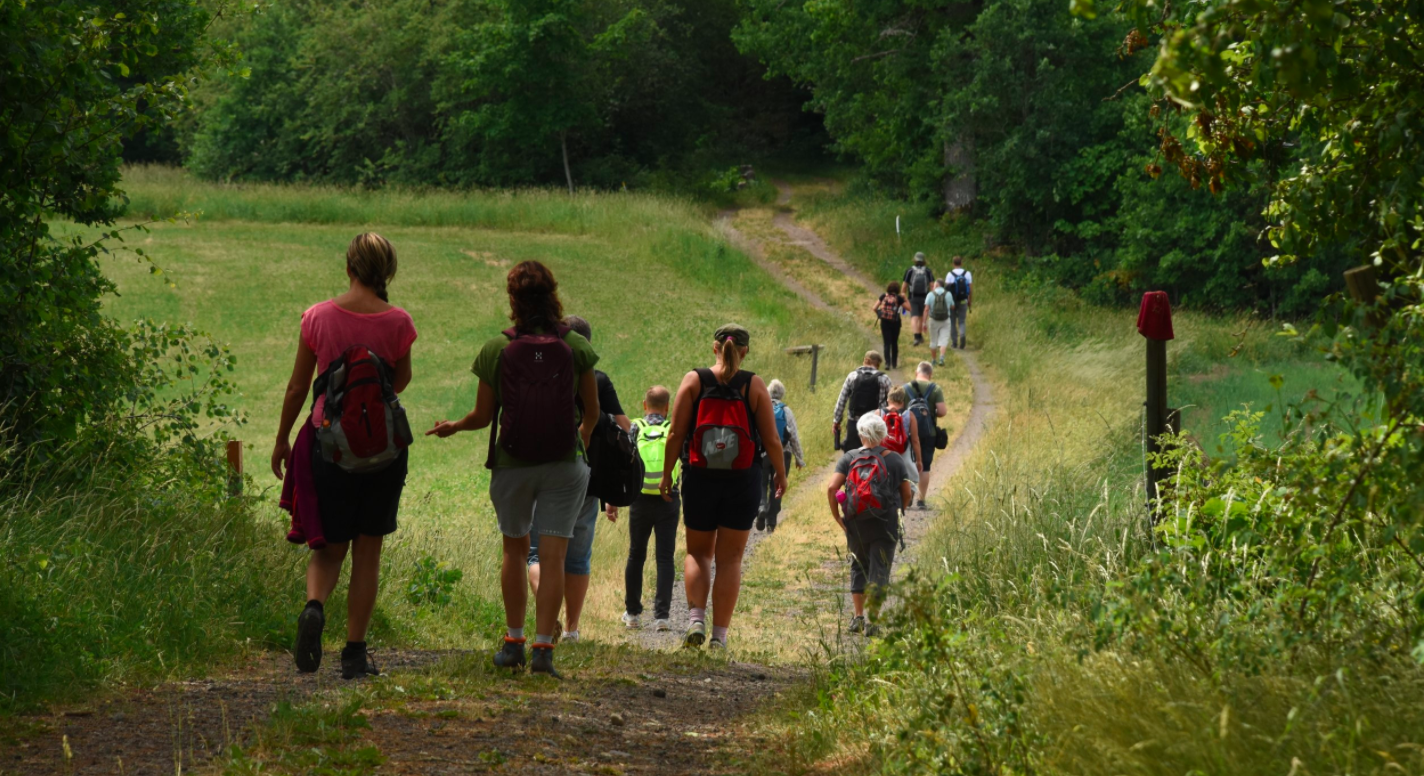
[405,557,464,608]
[188,0,819,189]
[0,1,232,446]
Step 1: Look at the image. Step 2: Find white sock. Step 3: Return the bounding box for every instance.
[507,627,524,640]
[712,626,728,642]
[689,607,706,624]
[535,633,552,646]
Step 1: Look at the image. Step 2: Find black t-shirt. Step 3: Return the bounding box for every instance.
[577,369,625,418]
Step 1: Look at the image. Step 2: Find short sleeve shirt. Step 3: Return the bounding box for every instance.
[906,379,945,412]
[947,268,973,286]
[471,329,599,467]
[834,446,914,514]
[301,300,417,426]
[593,371,624,417]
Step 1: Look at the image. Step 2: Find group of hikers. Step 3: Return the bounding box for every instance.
[876,252,973,369]
[269,233,960,679]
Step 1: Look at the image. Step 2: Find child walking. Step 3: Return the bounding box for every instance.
[622,386,680,631]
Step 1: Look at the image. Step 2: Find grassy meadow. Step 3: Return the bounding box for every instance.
[32,165,876,696]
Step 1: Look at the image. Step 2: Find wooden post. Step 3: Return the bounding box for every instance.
[1344,264,1380,327]
[226,440,243,497]
[1137,292,1175,520]
[784,344,825,393]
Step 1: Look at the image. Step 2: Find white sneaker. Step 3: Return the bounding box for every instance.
[621,612,642,630]
[561,630,580,643]
[653,618,671,632]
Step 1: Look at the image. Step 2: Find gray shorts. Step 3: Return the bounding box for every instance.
[489,459,591,539]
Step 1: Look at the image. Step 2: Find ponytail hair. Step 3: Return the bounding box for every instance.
[719,336,742,373]
[347,232,397,301]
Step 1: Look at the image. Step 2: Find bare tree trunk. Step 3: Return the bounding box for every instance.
[561,131,574,195]
[943,134,976,213]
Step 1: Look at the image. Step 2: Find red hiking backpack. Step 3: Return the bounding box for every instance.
[488,326,578,468]
[686,368,758,471]
[882,410,909,455]
[315,344,413,473]
[843,447,898,519]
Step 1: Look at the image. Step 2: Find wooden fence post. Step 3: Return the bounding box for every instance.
[1344,264,1381,327]
[785,344,825,393]
[226,440,243,497]
[1137,292,1175,521]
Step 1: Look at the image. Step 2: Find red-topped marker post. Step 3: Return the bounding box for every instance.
[1138,291,1174,517]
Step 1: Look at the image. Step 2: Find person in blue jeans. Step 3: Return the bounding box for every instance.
[622,386,679,631]
[528,315,630,642]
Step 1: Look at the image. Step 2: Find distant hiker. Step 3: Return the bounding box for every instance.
[827,413,914,636]
[756,379,806,533]
[660,324,788,649]
[904,361,950,508]
[881,385,925,500]
[875,281,909,369]
[527,314,631,644]
[623,385,679,632]
[902,252,935,346]
[946,256,973,349]
[832,351,893,452]
[925,279,955,366]
[273,232,417,679]
[426,260,600,679]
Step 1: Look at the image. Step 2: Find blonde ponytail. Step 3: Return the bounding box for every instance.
[719,336,742,373]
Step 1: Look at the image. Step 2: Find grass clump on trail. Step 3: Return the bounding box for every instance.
[747,189,1424,775]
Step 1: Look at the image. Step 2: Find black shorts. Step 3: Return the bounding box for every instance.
[920,441,935,471]
[909,294,927,317]
[682,463,763,532]
[311,444,407,544]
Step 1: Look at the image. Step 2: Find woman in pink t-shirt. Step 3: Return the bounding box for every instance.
[272,233,417,679]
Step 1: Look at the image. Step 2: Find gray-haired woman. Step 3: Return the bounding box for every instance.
[826,413,913,636]
[756,379,804,532]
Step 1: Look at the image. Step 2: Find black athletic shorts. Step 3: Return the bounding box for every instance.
[681,462,763,533]
[920,442,935,471]
[909,294,927,317]
[311,444,407,544]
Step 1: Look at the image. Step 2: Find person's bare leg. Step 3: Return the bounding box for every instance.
[683,529,716,611]
[533,536,568,640]
[306,542,349,603]
[710,528,751,629]
[563,573,590,633]
[919,469,933,502]
[852,592,866,618]
[528,562,541,596]
[346,535,384,642]
[501,535,531,632]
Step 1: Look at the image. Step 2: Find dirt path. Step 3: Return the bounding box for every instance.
[4,180,995,775]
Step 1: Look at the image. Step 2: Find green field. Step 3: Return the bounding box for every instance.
[57,166,868,655]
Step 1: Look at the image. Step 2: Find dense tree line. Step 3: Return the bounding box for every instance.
[734,0,1350,315]
[165,0,821,190]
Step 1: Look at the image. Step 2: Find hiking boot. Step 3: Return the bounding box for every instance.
[766,514,778,533]
[755,513,766,531]
[530,644,561,679]
[917,500,927,510]
[683,620,707,649]
[622,612,642,630]
[493,637,526,670]
[654,618,671,632]
[552,621,563,645]
[340,643,380,680]
[294,602,324,673]
[562,630,581,644]
[709,637,726,650]
[849,615,866,634]
[865,621,882,638]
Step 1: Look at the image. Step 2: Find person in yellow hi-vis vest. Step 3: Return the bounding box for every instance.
[621,386,679,632]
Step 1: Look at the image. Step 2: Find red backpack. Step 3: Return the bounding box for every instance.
[686,368,758,470]
[315,344,413,472]
[488,326,578,468]
[882,410,909,455]
[844,448,897,519]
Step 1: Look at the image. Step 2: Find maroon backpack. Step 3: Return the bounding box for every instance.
[487,326,578,468]
[314,344,413,473]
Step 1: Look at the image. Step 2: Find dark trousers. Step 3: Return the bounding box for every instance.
[845,514,900,596]
[879,318,901,369]
[842,420,863,452]
[625,492,679,619]
[757,450,793,528]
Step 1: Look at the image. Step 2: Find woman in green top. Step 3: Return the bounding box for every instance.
[427,260,599,678]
